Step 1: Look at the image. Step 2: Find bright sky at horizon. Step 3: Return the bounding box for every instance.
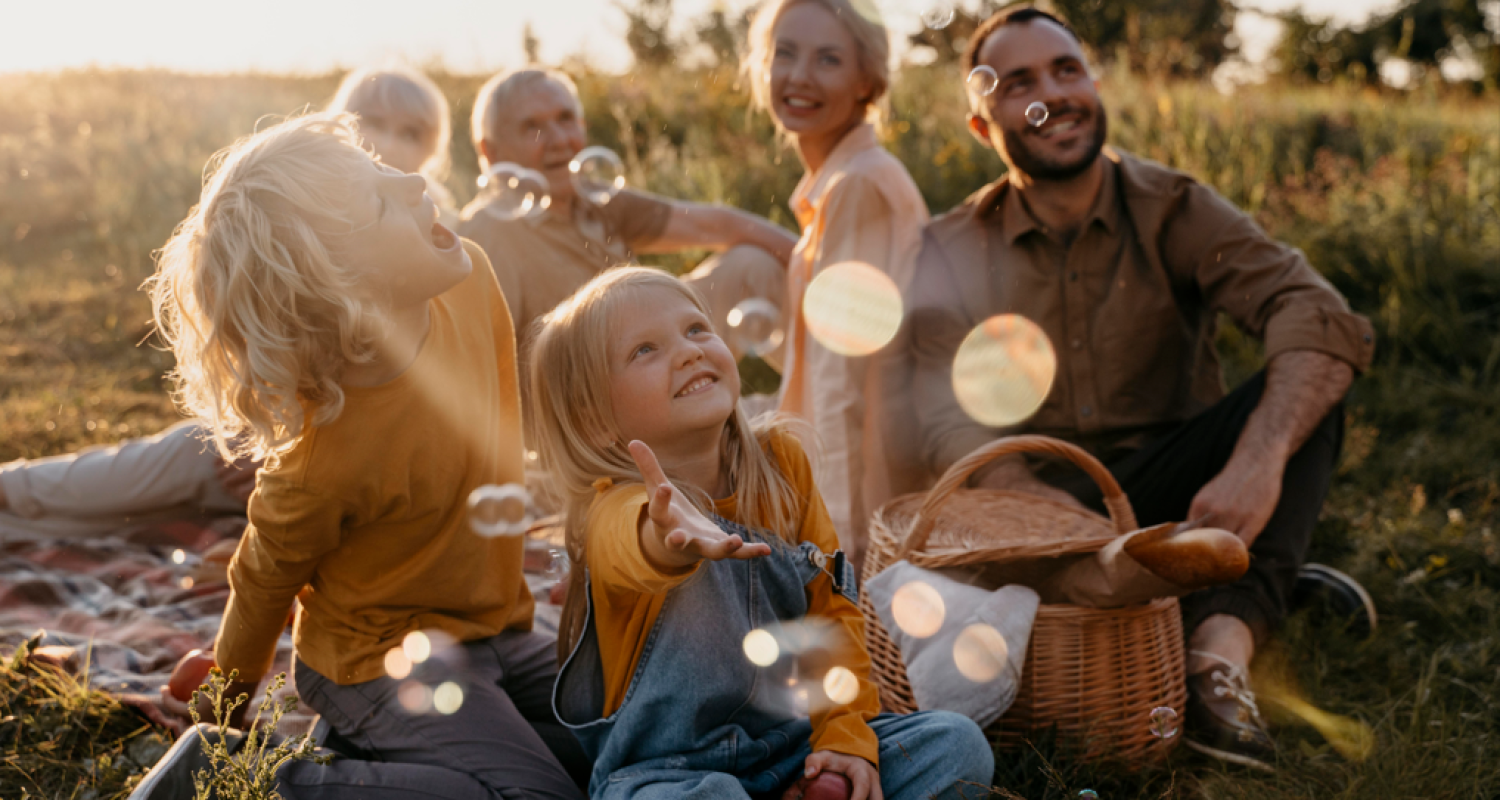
[1,0,1399,76]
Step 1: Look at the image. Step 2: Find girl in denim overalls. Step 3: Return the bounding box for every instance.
[529,267,992,799]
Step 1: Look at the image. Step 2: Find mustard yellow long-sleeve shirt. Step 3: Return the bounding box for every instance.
[215,241,532,686]
[585,432,882,766]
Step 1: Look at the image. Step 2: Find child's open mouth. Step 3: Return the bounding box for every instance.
[675,375,716,398]
[431,221,459,251]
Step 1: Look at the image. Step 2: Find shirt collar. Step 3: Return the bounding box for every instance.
[986,147,1122,246]
[790,122,882,226]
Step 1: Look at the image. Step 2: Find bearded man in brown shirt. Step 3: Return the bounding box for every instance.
[905,6,1377,770]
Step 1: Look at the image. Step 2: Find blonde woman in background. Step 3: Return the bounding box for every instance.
[744,0,930,568]
[329,66,459,227]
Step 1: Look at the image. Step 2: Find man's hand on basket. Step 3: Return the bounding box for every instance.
[1189,456,1282,547]
[629,440,771,572]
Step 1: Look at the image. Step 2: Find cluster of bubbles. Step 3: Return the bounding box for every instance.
[384,631,466,716]
[468,484,533,538]
[951,314,1056,427]
[726,298,783,358]
[889,581,1013,684]
[475,146,627,220]
[741,619,859,708]
[921,4,955,30]
[1025,101,1050,127]
[570,146,626,205]
[476,164,550,222]
[1149,705,1179,738]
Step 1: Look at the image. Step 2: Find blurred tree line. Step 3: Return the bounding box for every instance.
[603,0,1497,89]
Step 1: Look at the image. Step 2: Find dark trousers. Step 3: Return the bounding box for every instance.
[282,630,590,799]
[1043,371,1343,647]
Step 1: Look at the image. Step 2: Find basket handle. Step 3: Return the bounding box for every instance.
[897,434,1138,560]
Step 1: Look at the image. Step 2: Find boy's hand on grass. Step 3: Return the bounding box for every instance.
[629,440,772,571]
[801,751,882,800]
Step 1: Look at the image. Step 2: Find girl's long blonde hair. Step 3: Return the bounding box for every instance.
[146,113,383,464]
[328,66,455,210]
[530,267,806,660]
[743,0,893,129]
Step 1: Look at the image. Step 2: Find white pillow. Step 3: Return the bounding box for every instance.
[866,560,1039,728]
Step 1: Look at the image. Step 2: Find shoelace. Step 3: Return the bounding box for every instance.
[1190,649,1266,725]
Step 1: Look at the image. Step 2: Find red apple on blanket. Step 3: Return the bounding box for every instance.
[167,648,217,702]
[781,772,852,800]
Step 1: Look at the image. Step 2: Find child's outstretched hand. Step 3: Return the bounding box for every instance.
[797,751,881,800]
[629,440,772,571]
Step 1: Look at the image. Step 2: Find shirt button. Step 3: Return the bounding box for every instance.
[1069,272,1080,282]
[1081,406,1093,417]
[1071,338,1083,350]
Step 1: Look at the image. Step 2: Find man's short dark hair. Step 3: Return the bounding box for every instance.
[964,5,1082,73]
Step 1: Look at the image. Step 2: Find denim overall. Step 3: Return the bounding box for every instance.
[553,517,994,799]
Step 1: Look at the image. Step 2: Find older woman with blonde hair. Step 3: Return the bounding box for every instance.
[744,0,930,567]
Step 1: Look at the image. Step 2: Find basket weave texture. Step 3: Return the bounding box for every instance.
[860,435,1187,763]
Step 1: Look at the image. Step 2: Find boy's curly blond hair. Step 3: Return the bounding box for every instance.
[147,113,384,465]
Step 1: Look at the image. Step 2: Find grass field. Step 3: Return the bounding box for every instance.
[1,64,1498,798]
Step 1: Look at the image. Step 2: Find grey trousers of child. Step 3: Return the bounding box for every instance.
[283,629,589,800]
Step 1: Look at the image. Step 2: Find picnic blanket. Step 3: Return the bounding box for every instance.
[0,515,564,736]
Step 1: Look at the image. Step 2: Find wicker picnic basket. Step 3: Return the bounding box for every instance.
[860,435,1187,764]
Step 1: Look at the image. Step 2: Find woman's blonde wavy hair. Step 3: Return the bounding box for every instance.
[743,0,893,130]
[530,267,807,660]
[147,113,385,465]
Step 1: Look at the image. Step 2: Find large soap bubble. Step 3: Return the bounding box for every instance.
[951,314,1057,427]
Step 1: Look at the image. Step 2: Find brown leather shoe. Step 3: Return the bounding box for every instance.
[1184,652,1275,771]
[1124,520,1249,590]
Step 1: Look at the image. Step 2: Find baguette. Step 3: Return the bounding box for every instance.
[1124,522,1249,590]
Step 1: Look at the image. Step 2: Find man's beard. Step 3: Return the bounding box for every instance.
[1000,100,1108,181]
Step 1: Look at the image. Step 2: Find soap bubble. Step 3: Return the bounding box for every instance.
[384,647,413,680]
[921,4,955,29]
[891,581,945,639]
[397,681,433,714]
[433,681,465,715]
[743,628,781,667]
[726,298,784,358]
[1077,791,1099,799]
[952,623,1010,683]
[468,484,532,538]
[951,314,1056,427]
[570,146,626,205]
[802,262,903,357]
[402,631,432,664]
[823,666,860,705]
[967,66,999,97]
[1025,101,1050,127]
[1149,706,1179,738]
[475,163,550,222]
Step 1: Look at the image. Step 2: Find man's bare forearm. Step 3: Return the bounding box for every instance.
[1232,350,1354,468]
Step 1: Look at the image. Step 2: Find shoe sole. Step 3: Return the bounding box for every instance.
[127,724,207,800]
[1184,737,1276,772]
[1300,563,1378,636]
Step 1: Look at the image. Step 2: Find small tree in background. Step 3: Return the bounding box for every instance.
[618,0,680,68]
[695,3,752,67]
[523,22,543,65]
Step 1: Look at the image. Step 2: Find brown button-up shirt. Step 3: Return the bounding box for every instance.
[906,147,1376,474]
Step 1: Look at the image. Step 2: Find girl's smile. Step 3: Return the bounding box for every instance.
[608,286,740,458]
